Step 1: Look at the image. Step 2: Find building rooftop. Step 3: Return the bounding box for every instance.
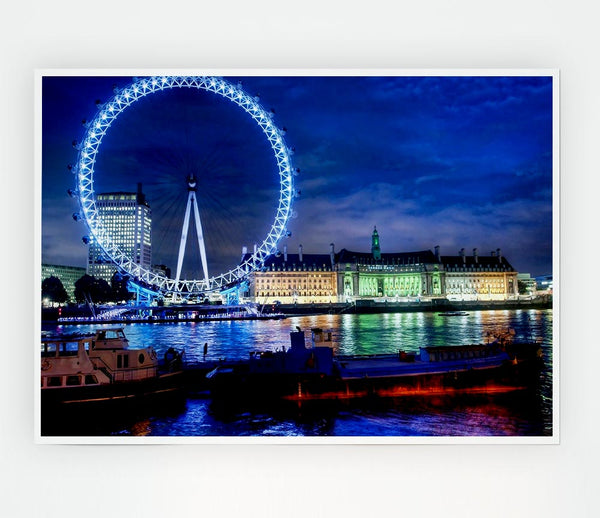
[336,248,437,265]
[241,253,335,272]
[240,246,516,272]
[440,255,514,271]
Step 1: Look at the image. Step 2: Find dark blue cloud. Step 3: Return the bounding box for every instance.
[41,74,553,277]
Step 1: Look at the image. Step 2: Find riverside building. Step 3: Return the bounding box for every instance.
[243,227,519,304]
[243,245,337,304]
[517,273,538,296]
[87,184,152,284]
[335,247,441,300]
[439,247,518,301]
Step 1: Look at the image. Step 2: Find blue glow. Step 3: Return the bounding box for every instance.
[73,75,295,299]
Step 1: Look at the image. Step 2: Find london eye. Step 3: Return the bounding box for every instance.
[71,76,296,300]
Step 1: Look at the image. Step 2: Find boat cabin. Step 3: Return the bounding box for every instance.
[41,334,93,358]
[311,328,334,347]
[91,328,129,350]
[41,334,102,388]
[42,373,101,389]
[41,328,160,389]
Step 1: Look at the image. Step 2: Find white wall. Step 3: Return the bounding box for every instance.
[1,2,597,517]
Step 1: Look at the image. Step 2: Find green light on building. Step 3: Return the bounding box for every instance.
[371,226,381,261]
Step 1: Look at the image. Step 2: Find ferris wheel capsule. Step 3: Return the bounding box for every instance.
[82,236,90,245]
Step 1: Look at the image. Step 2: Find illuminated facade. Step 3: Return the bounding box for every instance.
[245,245,337,304]
[517,273,537,296]
[244,228,518,304]
[336,227,443,301]
[440,248,518,301]
[535,274,553,292]
[87,184,151,283]
[336,248,442,300]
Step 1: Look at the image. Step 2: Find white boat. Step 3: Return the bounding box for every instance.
[41,328,184,409]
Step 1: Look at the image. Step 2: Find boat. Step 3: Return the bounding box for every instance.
[206,328,543,401]
[41,328,185,411]
[438,311,468,316]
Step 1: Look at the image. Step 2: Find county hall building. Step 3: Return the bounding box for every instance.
[243,227,518,304]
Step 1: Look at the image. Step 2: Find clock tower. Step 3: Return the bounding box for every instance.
[371,226,381,260]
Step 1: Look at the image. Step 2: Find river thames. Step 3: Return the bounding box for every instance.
[41,309,553,437]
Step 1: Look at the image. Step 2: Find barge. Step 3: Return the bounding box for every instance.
[206,328,543,401]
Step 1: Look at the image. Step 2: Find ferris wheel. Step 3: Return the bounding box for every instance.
[71,75,297,299]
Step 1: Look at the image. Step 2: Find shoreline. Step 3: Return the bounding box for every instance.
[42,298,552,326]
[276,298,552,315]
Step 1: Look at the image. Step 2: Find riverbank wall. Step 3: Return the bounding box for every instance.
[276,297,552,316]
[42,296,552,325]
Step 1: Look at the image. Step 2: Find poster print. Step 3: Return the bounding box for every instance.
[37,70,557,443]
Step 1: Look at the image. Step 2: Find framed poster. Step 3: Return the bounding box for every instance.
[36,70,558,444]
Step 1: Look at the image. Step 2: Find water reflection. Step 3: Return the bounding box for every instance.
[46,310,552,359]
[42,309,553,437]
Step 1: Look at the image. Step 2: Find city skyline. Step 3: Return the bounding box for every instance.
[41,73,554,279]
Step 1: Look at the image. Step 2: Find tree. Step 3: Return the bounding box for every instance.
[74,274,113,304]
[518,280,530,295]
[111,272,134,303]
[41,276,69,304]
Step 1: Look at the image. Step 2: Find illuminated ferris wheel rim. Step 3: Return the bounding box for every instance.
[74,75,296,295]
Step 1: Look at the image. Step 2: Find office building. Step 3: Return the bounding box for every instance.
[87,183,151,283]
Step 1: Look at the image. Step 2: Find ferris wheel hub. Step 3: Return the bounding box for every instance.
[186,174,197,191]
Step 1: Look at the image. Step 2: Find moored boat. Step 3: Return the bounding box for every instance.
[41,328,185,410]
[206,328,543,401]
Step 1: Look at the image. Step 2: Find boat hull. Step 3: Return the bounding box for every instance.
[293,363,538,401]
[207,342,543,403]
[41,371,185,410]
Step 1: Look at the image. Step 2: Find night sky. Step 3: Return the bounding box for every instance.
[41,74,554,280]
